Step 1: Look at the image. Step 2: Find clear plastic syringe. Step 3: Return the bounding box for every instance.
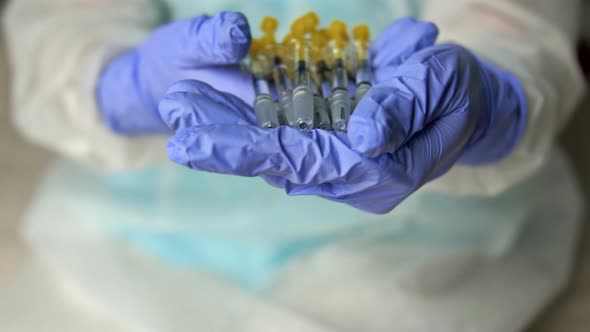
[288,13,318,131]
[250,40,279,128]
[310,29,332,130]
[312,30,333,99]
[327,20,352,132]
[352,24,372,111]
[273,54,295,127]
[258,16,296,127]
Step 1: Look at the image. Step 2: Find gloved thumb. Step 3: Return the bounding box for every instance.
[141,11,251,66]
[347,81,418,158]
[370,18,438,71]
[348,44,482,159]
[348,57,448,158]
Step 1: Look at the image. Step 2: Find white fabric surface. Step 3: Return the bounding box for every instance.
[0,149,582,332]
[0,1,585,331]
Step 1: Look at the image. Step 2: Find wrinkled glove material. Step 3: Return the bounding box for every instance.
[96,12,254,135]
[160,18,526,214]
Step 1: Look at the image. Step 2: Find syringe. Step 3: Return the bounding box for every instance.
[312,82,331,130]
[249,41,279,128]
[257,17,296,127]
[310,29,332,130]
[273,55,295,127]
[288,13,318,131]
[327,20,352,132]
[352,24,372,111]
[311,29,332,97]
[253,68,279,128]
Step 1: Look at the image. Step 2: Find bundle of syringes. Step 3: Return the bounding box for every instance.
[247,12,372,132]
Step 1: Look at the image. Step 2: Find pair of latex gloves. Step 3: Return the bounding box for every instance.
[97,12,526,214]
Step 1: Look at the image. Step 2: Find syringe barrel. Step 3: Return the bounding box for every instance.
[273,64,293,94]
[331,62,348,90]
[355,59,372,85]
[330,88,351,132]
[278,89,295,127]
[316,60,332,97]
[292,84,315,131]
[314,95,332,130]
[354,82,371,106]
[321,81,332,98]
[295,60,313,87]
[254,94,280,128]
[254,77,272,96]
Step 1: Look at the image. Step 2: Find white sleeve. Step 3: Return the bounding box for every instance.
[3,0,170,171]
[420,0,586,196]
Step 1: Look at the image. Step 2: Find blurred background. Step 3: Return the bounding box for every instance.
[1,7,590,332]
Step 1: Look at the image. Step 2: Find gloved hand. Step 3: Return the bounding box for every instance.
[96,12,254,135]
[158,18,527,214]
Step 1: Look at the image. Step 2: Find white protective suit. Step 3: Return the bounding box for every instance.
[0,0,587,332]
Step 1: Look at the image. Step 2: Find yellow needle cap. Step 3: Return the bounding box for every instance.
[327,20,349,59]
[327,20,349,46]
[289,13,320,61]
[249,38,263,58]
[311,29,329,61]
[282,32,295,45]
[259,16,279,53]
[290,11,318,39]
[353,24,370,59]
[352,24,370,44]
[311,29,329,47]
[290,19,306,39]
[261,16,278,42]
[302,12,319,32]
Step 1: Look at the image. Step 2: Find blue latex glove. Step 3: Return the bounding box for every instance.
[158,18,527,214]
[96,12,254,135]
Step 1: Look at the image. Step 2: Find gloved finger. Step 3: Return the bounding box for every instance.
[182,66,256,105]
[389,111,474,185]
[372,65,397,84]
[260,175,398,214]
[347,81,422,158]
[370,17,438,69]
[159,80,256,130]
[282,179,403,215]
[261,152,405,214]
[349,46,464,158]
[144,11,251,67]
[166,124,374,185]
